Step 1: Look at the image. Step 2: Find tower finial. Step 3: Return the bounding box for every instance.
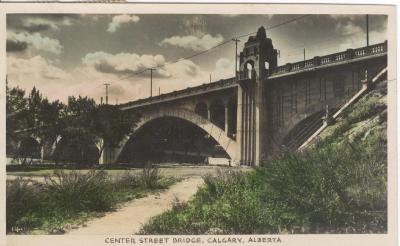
[256,26,266,39]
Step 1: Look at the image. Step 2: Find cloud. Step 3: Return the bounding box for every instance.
[7,14,75,33]
[180,15,208,36]
[160,34,224,52]
[216,57,234,70]
[82,51,170,77]
[7,55,69,83]
[7,31,63,54]
[164,59,201,78]
[6,39,28,53]
[211,58,235,81]
[107,14,140,32]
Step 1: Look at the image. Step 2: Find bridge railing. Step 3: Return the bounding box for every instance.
[271,41,387,75]
[120,77,236,110]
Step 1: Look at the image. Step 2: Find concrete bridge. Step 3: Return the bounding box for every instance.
[9,26,388,167]
[100,26,387,166]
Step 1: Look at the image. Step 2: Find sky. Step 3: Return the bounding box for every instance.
[6,14,387,104]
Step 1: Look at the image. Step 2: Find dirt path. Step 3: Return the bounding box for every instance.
[67,177,204,235]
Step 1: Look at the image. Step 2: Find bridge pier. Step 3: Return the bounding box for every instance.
[236,26,277,166]
[99,142,119,165]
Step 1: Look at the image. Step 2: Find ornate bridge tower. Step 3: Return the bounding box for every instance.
[236,26,278,166]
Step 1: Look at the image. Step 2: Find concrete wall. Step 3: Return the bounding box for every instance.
[264,55,387,156]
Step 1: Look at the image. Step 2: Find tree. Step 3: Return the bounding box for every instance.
[6,85,29,158]
[54,96,98,165]
[93,104,141,161]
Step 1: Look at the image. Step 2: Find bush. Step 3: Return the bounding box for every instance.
[140,162,160,188]
[6,178,44,233]
[44,170,115,215]
[141,169,275,234]
[262,139,386,233]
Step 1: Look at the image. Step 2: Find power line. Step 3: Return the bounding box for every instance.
[235,14,311,39]
[114,14,312,83]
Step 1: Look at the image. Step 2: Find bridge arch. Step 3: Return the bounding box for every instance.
[114,108,237,163]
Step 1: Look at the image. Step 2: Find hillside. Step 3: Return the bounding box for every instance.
[140,80,388,234]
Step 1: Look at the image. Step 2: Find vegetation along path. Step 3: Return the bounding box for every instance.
[67,176,203,235]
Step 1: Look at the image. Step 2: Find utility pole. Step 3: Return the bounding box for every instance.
[149,68,156,97]
[232,38,240,79]
[159,87,161,96]
[366,14,369,47]
[303,48,306,62]
[210,74,211,83]
[103,83,111,104]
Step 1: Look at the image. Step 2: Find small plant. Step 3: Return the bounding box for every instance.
[141,162,160,189]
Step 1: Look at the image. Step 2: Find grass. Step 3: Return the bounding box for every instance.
[6,164,179,234]
[140,83,388,235]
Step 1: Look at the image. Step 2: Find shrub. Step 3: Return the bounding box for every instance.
[140,162,160,189]
[44,170,115,216]
[6,178,44,233]
[261,137,387,233]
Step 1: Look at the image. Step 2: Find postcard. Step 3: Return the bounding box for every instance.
[1,2,397,246]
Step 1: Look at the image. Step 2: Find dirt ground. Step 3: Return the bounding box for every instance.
[67,176,204,235]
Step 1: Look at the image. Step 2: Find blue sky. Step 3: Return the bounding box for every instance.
[6,14,387,104]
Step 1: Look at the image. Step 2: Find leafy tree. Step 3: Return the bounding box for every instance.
[93,104,140,160]
[6,85,29,158]
[53,96,98,165]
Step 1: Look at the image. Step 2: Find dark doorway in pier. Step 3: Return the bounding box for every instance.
[209,99,225,129]
[194,102,208,119]
[117,117,229,166]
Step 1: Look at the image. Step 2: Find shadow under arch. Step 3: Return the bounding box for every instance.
[53,136,100,165]
[115,108,238,164]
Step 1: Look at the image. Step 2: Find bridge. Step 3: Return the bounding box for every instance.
[9,26,388,167]
[98,26,387,166]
